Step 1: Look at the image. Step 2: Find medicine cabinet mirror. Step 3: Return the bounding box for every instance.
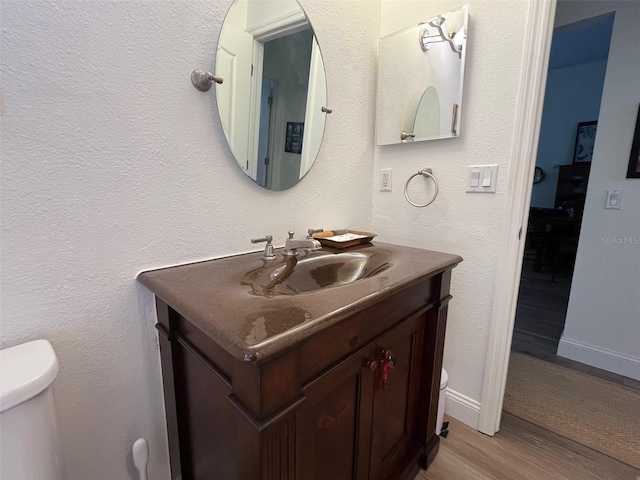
[215,0,328,191]
[376,5,469,145]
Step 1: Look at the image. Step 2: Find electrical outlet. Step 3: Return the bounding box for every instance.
[380,168,392,191]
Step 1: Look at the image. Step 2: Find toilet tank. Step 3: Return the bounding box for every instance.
[0,340,65,480]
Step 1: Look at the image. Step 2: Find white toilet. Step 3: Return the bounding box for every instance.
[0,340,65,480]
[436,368,448,436]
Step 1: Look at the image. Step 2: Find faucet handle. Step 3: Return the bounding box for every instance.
[251,235,273,244]
[288,231,295,239]
[251,235,276,261]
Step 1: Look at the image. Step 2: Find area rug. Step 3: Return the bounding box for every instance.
[503,352,640,469]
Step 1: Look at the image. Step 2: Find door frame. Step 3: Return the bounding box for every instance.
[477,0,557,436]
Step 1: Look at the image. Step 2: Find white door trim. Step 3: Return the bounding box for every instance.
[247,9,308,42]
[477,0,557,436]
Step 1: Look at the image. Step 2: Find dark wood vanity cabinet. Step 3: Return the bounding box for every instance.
[140,245,459,480]
[297,312,427,480]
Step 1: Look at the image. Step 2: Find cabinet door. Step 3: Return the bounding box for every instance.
[296,345,377,480]
[369,313,426,479]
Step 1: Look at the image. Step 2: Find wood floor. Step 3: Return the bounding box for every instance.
[512,267,640,390]
[416,414,640,480]
[512,269,570,358]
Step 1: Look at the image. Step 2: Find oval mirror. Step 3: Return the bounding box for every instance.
[413,86,440,138]
[215,0,328,191]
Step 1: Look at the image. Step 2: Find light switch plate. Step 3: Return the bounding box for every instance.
[605,190,623,210]
[467,165,498,193]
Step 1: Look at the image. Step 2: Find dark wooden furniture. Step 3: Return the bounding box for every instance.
[524,164,590,280]
[139,244,460,480]
[554,164,591,215]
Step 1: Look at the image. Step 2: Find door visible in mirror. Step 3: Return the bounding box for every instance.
[216,0,328,191]
[376,5,469,146]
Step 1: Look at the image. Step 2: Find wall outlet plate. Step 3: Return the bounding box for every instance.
[380,168,392,191]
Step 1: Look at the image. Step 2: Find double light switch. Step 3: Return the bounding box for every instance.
[467,165,498,193]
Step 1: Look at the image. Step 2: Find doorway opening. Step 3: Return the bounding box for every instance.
[502,7,640,469]
[256,29,313,190]
[511,12,614,370]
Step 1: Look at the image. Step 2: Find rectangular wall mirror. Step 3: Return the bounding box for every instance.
[376,5,469,146]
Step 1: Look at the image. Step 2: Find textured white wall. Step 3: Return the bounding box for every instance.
[374,0,528,408]
[557,0,640,375]
[0,1,380,478]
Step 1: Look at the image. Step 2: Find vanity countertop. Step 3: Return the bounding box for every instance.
[137,242,462,362]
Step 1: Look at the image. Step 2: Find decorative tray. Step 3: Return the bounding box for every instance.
[312,229,377,249]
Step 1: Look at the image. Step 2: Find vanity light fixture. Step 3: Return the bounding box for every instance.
[429,15,445,28]
[419,16,463,58]
[420,28,432,51]
[191,69,224,92]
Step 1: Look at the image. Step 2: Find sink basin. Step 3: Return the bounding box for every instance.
[242,247,392,296]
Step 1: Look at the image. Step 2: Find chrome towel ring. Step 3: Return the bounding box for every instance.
[404,168,439,207]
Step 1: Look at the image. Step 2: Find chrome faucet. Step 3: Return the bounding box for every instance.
[307,228,323,239]
[251,235,277,261]
[283,231,322,257]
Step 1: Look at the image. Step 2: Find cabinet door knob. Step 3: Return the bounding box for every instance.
[366,360,377,372]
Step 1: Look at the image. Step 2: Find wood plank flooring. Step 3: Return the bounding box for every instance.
[512,267,639,390]
[513,273,569,349]
[416,414,640,480]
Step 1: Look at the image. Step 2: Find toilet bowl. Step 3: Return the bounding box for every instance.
[0,340,65,480]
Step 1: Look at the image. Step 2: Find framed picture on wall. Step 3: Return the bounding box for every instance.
[573,121,598,163]
[284,122,304,154]
[626,104,640,178]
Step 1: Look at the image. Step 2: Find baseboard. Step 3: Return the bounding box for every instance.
[557,337,640,381]
[444,388,481,430]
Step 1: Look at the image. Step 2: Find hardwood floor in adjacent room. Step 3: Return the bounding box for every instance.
[511,269,639,390]
[415,414,640,480]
